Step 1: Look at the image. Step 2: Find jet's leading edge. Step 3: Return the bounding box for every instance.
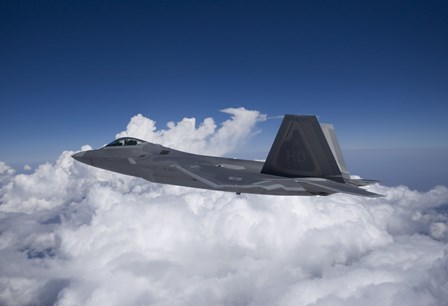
[72,115,381,197]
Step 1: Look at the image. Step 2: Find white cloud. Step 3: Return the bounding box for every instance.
[115,107,266,156]
[0,162,15,187]
[0,109,447,306]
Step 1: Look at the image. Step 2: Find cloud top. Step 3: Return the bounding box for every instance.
[0,109,447,306]
[116,107,266,156]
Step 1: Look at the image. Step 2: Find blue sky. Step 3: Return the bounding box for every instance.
[1,0,447,188]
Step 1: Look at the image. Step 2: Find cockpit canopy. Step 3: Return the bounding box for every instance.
[105,137,145,147]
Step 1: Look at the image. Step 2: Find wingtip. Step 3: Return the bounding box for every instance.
[366,191,385,198]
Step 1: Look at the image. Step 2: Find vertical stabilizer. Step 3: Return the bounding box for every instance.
[261,115,347,182]
[320,124,350,180]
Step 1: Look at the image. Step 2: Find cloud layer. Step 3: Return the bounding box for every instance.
[1,109,447,306]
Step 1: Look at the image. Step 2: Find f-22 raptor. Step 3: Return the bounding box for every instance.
[72,115,380,197]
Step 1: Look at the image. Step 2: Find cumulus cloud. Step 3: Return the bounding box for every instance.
[115,107,266,156]
[0,162,15,187]
[0,109,447,306]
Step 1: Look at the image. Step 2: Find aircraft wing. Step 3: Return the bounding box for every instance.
[172,164,381,197]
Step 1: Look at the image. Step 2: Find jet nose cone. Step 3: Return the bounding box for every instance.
[72,151,87,163]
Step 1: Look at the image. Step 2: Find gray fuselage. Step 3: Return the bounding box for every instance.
[72,115,381,197]
[73,141,319,196]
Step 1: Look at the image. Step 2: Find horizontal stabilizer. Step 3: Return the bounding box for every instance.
[346,178,379,187]
[294,178,383,197]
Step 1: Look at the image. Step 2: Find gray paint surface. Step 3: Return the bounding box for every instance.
[73,115,380,197]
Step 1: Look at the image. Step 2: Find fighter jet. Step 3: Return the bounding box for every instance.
[72,115,380,197]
